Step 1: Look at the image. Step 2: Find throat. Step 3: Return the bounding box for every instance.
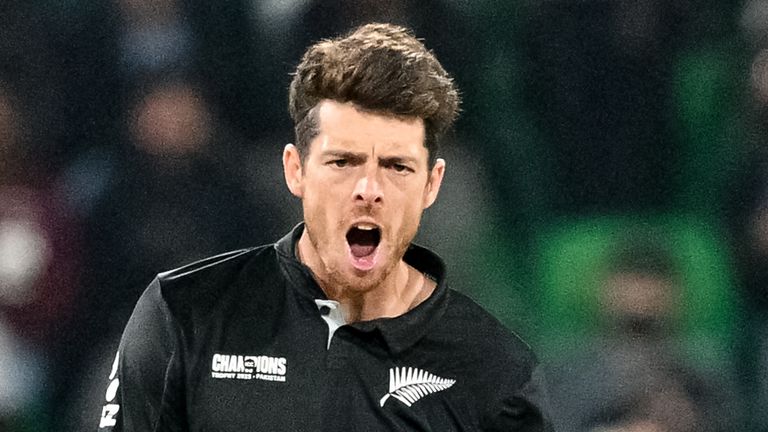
[333,264,436,322]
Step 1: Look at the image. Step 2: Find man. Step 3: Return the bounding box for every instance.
[98,23,552,431]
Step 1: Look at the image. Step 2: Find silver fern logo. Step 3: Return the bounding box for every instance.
[379,366,456,407]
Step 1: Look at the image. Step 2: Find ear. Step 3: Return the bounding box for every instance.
[283,144,304,198]
[422,158,445,209]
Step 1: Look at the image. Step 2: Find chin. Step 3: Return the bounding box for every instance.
[349,264,388,288]
[326,270,379,294]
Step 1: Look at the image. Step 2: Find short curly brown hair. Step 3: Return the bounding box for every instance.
[288,23,460,166]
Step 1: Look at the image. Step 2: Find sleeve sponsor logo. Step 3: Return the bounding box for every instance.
[211,353,287,382]
[99,351,121,428]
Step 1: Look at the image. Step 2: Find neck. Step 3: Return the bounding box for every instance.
[339,263,435,322]
[296,230,435,322]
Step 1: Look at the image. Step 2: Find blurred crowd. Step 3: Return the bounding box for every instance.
[1,0,768,430]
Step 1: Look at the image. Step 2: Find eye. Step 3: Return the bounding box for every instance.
[329,159,348,168]
[387,162,414,174]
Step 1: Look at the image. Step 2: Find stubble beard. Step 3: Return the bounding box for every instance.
[305,222,414,297]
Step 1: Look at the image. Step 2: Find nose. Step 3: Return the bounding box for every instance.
[353,167,383,205]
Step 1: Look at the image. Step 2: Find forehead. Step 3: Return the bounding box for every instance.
[311,100,426,157]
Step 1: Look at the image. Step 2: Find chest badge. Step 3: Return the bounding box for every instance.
[379,366,456,407]
[211,353,287,382]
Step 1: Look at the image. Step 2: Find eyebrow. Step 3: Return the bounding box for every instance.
[321,150,420,167]
[378,156,419,166]
[322,150,418,163]
[321,150,367,163]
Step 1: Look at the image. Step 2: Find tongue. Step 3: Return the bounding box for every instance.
[350,243,376,258]
[347,229,378,258]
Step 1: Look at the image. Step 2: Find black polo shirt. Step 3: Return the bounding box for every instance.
[98,224,553,431]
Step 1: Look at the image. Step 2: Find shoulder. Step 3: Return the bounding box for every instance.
[153,244,282,324]
[439,290,553,430]
[157,245,271,287]
[444,290,535,361]
[442,289,537,368]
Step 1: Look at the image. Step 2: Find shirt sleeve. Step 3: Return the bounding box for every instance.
[97,278,187,431]
[483,363,555,432]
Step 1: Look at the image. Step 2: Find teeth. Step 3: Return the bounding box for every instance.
[354,224,377,230]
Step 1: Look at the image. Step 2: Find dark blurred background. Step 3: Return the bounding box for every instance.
[1,0,767,430]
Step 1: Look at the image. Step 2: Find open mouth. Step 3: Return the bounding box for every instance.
[346,224,381,270]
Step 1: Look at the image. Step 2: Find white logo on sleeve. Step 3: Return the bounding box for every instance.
[379,366,456,407]
[211,353,287,382]
[99,351,121,428]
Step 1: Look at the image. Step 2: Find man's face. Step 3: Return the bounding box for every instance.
[283,100,444,293]
[601,272,676,327]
